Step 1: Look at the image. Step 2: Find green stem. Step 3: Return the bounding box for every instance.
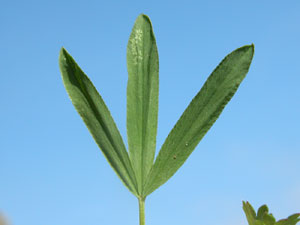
[138,197,145,225]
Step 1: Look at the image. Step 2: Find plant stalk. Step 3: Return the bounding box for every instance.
[138,197,145,225]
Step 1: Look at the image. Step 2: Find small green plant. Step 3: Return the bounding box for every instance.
[59,14,298,225]
[243,202,300,225]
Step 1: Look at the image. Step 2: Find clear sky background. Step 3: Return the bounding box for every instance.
[1,1,300,225]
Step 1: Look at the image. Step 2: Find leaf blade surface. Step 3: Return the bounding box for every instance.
[144,45,254,196]
[59,48,138,196]
[126,14,159,193]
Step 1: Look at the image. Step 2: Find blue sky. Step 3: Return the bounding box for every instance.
[1,1,300,225]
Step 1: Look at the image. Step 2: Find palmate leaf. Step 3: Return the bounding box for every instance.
[127,14,159,194]
[144,45,254,196]
[59,48,138,196]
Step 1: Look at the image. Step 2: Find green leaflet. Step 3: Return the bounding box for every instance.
[257,205,270,220]
[59,48,138,196]
[276,214,300,225]
[127,14,159,194]
[144,45,254,196]
[243,201,259,225]
[243,201,300,225]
